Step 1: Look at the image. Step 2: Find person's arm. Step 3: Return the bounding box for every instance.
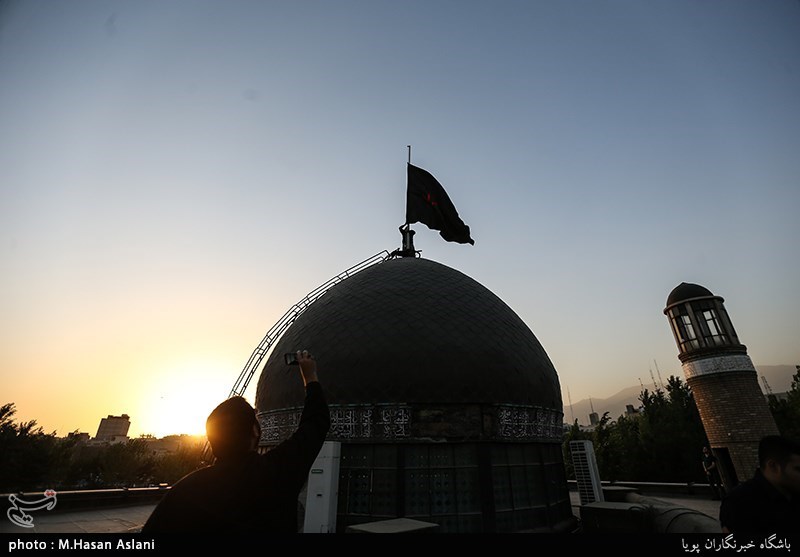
[291,351,330,463]
[298,349,319,386]
[265,350,330,488]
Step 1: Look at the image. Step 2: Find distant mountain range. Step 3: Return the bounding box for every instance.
[563,365,796,426]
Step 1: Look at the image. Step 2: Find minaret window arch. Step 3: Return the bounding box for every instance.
[669,305,700,352]
[694,300,729,347]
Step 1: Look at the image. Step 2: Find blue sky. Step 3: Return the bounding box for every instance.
[1,0,798,437]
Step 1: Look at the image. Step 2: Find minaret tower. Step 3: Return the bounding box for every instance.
[663,282,778,485]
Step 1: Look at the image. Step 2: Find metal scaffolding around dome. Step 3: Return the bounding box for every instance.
[202,225,425,461]
[225,249,392,402]
[201,249,394,462]
[226,218,441,408]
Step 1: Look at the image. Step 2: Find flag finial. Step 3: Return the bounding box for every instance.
[389,224,419,259]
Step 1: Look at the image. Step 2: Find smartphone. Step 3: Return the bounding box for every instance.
[284,352,299,365]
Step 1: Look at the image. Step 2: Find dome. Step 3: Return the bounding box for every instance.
[666,282,716,308]
[255,257,561,414]
[253,256,575,534]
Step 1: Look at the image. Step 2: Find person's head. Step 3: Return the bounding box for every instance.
[206,396,260,461]
[758,435,800,497]
[703,446,711,456]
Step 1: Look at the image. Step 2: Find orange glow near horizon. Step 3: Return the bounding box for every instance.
[131,357,253,439]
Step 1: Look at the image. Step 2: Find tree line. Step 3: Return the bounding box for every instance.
[0,403,205,493]
[767,366,800,441]
[3,367,798,492]
[563,369,800,483]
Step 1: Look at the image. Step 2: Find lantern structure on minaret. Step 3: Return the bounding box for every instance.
[663,282,779,485]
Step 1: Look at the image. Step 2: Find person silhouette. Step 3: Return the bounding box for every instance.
[141,350,329,533]
[719,436,800,535]
[702,446,724,500]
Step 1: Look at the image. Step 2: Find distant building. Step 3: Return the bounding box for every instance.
[143,434,204,456]
[95,414,130,443]
[589,412,599,426]
[663,282,779,486]
[67,432,90,443]
[625,405,640,417]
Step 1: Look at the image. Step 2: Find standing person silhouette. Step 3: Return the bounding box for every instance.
[702,446,724,500]
[720,436,800,535]
[141,350,329,533]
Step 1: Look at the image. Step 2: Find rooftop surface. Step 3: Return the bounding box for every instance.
[0,491,723,534]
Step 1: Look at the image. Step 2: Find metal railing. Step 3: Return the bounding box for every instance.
[202,250,392,462]
[227,250,391,399]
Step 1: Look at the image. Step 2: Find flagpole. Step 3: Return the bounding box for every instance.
[406,145,411,231]
[399,145,415,256]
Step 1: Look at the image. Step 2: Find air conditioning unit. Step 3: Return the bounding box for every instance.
[570,440,604,505]
[303,441,341,533]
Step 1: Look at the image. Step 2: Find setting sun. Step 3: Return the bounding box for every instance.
[132,358,251,438]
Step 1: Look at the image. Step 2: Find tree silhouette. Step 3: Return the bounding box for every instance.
[0,402,205,493]
[768,365,800,441]
[0,403,61,492]
[562,376,708,483]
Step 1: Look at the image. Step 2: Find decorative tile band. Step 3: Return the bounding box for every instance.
[257,409,300,444]
[682,354,756,379]
[257,403,563,444]
[496,405,563,442]
[258,404,411,444]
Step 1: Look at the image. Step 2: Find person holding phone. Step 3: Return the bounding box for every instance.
[141,350,329,533]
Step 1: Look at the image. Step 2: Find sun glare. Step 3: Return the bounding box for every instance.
[134,358,247,438]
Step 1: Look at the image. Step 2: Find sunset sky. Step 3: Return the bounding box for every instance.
[2,1,798,438]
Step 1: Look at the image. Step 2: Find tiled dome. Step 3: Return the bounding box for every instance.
[666,282,716,308]
[256,257,561,413]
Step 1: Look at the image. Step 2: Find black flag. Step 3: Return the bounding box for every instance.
[405,163,474,245]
